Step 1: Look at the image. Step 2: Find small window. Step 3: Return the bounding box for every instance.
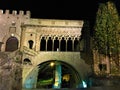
[28,40,34,49]
[98,64,107,71]
[23,58,32,65]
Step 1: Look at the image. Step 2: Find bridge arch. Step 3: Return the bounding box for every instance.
[23,60,83,89]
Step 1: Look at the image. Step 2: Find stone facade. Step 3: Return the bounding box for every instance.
[93,50,120,76]
[0,9,30,51]
[0,9,92,89]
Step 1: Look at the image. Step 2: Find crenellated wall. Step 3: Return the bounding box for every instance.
[0,9,31,51]
[0,9,30,17]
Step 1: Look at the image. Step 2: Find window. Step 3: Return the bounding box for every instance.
[54,37,59,51]
[40,37,46,51]
[67,38,72,51]
[60,37,66,51]
[23,58,32,65]
[28,40,33,49]
[98,64,107,71]
[47,37,52,51]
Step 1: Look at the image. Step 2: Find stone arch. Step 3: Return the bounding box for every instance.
[23,60,83,89]
[5,36,18,52]
[1,33,20,52]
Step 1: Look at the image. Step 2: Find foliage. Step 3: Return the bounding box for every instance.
[93,1,120,55]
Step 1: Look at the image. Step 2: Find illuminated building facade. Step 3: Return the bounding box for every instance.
[0,9,91,89]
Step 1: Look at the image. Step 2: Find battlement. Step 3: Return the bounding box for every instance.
[0,9,31,17]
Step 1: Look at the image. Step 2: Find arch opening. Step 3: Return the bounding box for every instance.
[40,37,46,51]
[74,38,80,52]
[47,37,52,51]
[5,36,18,52]
[67,38,72,51]
[54,37,59,51]
[60,37,66,51]
[23,58,32,65]
[36,60,81,89]
[23,60,89,89]
[28,40,33,49]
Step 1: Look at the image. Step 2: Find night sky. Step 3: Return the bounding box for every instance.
[0,0,120,26]
[0,0,97,19]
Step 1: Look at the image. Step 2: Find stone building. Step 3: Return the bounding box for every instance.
[0,9,92,89]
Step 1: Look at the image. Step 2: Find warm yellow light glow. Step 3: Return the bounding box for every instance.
[50,62,55,67]
[54,82,59,87]
[11,33,14,36]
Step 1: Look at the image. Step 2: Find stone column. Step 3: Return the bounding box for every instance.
[59,37,61,51]
[0,42,3,51]
[35,33,40,51]
[72,37,74,51]
[20,26,26,51]
[65,37,67,51]
[46,37,48,51]
[58,37,60,51]
[52,36,54,51]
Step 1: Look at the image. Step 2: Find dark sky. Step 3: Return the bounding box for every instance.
[0,0,120,25]
[0,0,98,20]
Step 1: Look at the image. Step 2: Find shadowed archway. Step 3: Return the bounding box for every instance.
[36,60,81,89]
[5,36,18,52]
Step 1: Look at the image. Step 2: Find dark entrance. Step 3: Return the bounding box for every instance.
[37,60,81,89]
[5,36,18,52]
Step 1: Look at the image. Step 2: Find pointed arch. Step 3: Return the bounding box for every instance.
[54,37,59,51]
[47,37,52,51]
[40,37,46,51]
[60,37,66,51]
[67,38,72,51]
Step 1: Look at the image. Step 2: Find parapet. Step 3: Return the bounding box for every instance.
[0,9,31,17]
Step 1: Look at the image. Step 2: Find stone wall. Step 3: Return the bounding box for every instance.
[92,76,120,87]
[0,51,22,90]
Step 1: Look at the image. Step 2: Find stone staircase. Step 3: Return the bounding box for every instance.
[23,46,38,56]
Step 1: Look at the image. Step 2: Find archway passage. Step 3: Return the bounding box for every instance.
[5,36,18,52]
[36,60,81,89]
